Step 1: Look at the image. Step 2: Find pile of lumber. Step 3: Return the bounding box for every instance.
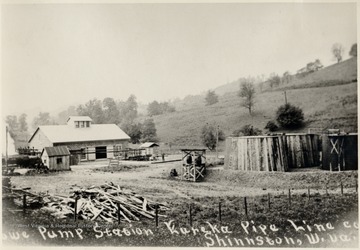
[42,182,169,222]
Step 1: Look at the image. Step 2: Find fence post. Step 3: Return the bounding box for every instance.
[155,205,159,227]
[244,197,248,217]
[288,189,291,207]
[341,182,343,196]
[22,194,27,212]
[74,196,78,222]
[189,204,193,227]
[268,193,271,210]
[218,202,222,222]
[117,202,121,225]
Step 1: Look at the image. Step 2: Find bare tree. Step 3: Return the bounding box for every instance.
[282,71,291,84]
[238,77,256,114]
[332,43,345,63]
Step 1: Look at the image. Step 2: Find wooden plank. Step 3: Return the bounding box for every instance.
[263,137,269,171]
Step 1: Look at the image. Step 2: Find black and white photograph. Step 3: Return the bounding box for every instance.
[1,1,358,248]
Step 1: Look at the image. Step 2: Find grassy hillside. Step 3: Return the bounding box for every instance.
[211,57,357,95]
[137,57,357,148]
[275,57,357,91]
[152,82,357,147]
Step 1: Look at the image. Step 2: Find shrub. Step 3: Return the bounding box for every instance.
[276,103,304,129]
[265,120,279,132]
[200,124,225,150]
[233,124,262,136]
[15,156,42,168]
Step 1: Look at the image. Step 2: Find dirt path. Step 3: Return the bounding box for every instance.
[9,161,275,202]
[11,160,356,203]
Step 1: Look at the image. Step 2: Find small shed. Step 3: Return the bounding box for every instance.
[41,146,71,171]
[140,142,159,156]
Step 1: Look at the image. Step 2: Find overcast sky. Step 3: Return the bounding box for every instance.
[1,2,357,117]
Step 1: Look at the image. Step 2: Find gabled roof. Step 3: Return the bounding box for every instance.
[42,146,70,157]
[140,142,159,148]
[66,116,93,122]
[29,124,130,143]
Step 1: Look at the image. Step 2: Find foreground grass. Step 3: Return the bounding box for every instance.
[3,191,358,247]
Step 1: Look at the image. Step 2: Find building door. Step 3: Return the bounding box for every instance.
[95,146,107,159]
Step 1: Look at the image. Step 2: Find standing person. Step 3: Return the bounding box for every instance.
[162,153,165,161]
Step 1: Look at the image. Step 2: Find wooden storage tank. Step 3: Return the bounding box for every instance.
[225,136,289,172]
[225,134,321,172]
[283,133,321,168]
[322,133,358,171]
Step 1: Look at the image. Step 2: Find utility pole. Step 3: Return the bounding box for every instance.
[284,91,288,105]
[5,126,8,168]
[216,125,219,159]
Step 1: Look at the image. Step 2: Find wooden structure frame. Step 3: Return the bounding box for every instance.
[180,149,206,182]
[322,133,358,171]
[329,135,345,171]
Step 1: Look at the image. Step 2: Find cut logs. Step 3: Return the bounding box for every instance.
[3,182,169,223]
[42,183,169,223]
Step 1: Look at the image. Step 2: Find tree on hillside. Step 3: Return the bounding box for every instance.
[268,73,281,88]
[103,97,120,124]
[6,115,19,132]
[121,122,142,144]
[141,118,158,142]
[232,124,262,136]
[119,95,138,125]
[32,112,57,129]
[147,101,162,116]
[200,124,225,151]
[276,103,304,129]
[282,71,291,84]
[18,113,28,132]
[161,102,176,113]
[264,121,279,132]
[147,101,175,116]
[205,90,219,106]
[238,77,256,115]
[349,43,357,57]
[77,99,104,124]
[332,43,345,63]
[57,106,77,124]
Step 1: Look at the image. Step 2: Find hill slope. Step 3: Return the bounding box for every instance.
[147,57,357,147]
[152,82,357,146]
[211,57,357,95]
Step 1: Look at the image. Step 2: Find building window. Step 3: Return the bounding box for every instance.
[114,145,122,157]
[86,121,90,127]
[75,121,79,128]
[44,159,47,164]
[81,148,86,160]
[56,158,62,164]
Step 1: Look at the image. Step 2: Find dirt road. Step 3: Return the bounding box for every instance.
[9,160,275,202]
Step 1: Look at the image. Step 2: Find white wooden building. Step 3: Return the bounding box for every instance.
[29,116,130,161]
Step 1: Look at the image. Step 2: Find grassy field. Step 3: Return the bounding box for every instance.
[141,57,357,146]
[3,161,358,247]
[151,82,357,146]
